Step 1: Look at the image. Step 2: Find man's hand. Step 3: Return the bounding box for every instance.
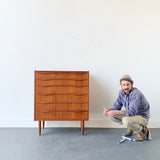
[103,109,110,116]
[103,109,124,117]
[108,110,118,116]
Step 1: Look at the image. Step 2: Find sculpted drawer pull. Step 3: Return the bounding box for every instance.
[37,78,88,81]
[37,84,88,87]
[36,102,88,104]
[36,93,87,96]
[37,110,87,113]
[74,110,84,113]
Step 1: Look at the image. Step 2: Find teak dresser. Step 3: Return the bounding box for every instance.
[34,71,89,135]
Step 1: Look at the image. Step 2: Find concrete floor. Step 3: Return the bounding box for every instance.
[0,128,159,160]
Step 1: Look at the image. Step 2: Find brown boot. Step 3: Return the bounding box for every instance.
[123,129,133,137]
[133,131,145,141]
[133,126,148,141]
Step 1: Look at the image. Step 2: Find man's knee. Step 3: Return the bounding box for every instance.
[122,117,130,127]
[109,115,123,124]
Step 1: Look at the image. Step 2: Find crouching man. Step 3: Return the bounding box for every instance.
[104,75,151,141]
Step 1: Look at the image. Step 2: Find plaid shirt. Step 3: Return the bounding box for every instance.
[111,88,150,118]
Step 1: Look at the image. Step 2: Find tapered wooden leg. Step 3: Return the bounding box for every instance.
[42,121,45,129]
[38,121,41,136]
[81,120,84,135]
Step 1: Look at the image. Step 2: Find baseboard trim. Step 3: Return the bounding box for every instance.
[0,119,159,128]
[85,119,160,128]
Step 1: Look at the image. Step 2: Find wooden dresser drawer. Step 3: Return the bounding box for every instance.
[35,111,88,121]
[36,86,88,94]
[36,94,88,104]
[36,103,88,112]
[36,72,88,80]
[36,79,88,86]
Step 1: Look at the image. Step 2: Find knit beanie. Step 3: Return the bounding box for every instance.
[120,75,134,85]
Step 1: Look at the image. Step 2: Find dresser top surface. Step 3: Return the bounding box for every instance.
[35,71,89,73]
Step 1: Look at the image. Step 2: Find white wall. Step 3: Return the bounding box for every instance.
[0,0,160,128]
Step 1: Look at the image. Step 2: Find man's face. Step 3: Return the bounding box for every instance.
[120,80,132,94]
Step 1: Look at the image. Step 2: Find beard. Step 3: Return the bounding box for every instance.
[123,88,131,93]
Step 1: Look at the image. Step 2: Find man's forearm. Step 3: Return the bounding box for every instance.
[115,110,124,116]
[107,110,124,116]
